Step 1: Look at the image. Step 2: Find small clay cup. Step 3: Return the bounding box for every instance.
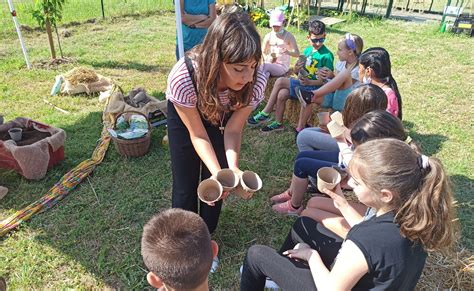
[330,111,344,126]
[317,167,341,193]
[197,179,223,204]
[327,120,345,138]
[233,171,262,200]
[317,112,330,126]
[8,128,22,142]
[216,169,239,192]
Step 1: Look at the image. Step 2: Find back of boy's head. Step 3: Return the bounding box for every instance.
[308,19,325,35]
[342,84,387,127]
[141,209,213,290]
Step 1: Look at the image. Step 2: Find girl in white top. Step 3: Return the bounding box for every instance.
[261,10,299,79]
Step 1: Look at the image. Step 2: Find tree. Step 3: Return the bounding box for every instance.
[32,0,66,59]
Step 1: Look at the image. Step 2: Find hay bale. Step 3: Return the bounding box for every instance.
[64,67,99,85]
[416,247,474,290]
[283,100,324,127]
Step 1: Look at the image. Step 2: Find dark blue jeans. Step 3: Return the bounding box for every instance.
[293,150,339,179]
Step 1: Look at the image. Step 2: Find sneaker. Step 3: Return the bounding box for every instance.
[261,121,284,133]
[295,86,313,108]
[239,265,280,290]
[247,111,270,126]
[270,190,292,204]
[210,256,219,273]
[272,200,303,216]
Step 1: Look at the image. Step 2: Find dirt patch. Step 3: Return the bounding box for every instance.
[33,57,76,69]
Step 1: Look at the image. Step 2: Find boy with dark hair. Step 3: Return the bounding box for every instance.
[141,209,219,291]
[248,19,334,135]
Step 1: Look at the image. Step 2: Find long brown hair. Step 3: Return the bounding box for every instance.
[190,12,262,125]
[342,84,387,128]
[350,139,458,251]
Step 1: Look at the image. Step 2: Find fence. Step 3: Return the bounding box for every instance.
[1,0,174,37]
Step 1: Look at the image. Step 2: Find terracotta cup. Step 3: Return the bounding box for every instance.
[8,128,22,142]
[330,111,344,126]
[216,169,239,192]
[327,120,345,138]
[317,112,330,126]
[317,167,341,192]
[197,179,223,204]
[233,171,262,200]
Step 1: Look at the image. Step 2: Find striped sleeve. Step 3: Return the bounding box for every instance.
[249,68,267,107]
[166,59,197,108]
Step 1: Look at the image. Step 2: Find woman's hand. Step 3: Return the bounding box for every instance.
[322,185,349,210]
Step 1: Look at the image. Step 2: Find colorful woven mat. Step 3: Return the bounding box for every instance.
[0,127,111,237]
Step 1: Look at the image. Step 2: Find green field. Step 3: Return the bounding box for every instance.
[0,7,473,290]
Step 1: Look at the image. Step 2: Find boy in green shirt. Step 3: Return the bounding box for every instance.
[248,20,334,134]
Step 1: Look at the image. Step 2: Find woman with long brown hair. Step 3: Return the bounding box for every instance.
[166,12,266,237]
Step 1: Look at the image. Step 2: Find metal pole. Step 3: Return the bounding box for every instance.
[101,0,105,19]
[6,0,31,69]
[174,0,184,59]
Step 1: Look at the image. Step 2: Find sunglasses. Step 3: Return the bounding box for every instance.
[310,37,326,44]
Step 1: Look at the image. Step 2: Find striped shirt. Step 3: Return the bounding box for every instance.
[166,58,267,109]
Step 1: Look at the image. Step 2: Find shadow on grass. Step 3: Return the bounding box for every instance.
[450,174,474,251]
[81,60,169,73]
[403,121,448,156]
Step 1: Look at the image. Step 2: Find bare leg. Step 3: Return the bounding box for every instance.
[288,174,309,208]
[262,77,290,114]
[296,104,314,130]
[274,88,290,123]
[301,208,351,238]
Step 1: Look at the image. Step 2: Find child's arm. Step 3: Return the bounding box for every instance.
[310,68,353,102]
[194,4,217,28]
[282,33,300,57]
[322,185,364,227]
[283,241,368,290]
[262,33,271,58]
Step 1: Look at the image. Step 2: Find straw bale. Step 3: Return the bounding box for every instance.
[416,247,474,290]
[283,100,321,127]
[64,67,99,85]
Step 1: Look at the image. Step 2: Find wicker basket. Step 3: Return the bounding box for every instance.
[111,111,152,157]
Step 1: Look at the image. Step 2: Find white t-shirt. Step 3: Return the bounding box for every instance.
[335,61,360,88]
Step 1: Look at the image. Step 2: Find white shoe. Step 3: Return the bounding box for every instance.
[239,265,280,290]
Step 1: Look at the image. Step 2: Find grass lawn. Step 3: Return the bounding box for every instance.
[1,9,473,289]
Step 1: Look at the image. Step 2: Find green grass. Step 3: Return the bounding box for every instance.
[1,10,473,289]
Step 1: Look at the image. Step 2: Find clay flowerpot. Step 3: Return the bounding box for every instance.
[233,171,262,200]
[8,128,22,142]
[316,167,341,193]
[317,112,330,126]
[197,179,223,204]
[216,169,239,192]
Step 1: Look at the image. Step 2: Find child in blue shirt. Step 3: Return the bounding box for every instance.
[248,20,334,134]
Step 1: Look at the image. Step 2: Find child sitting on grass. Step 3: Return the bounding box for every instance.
[141,208,219,291]
[248,19,334,134]
[271,110,407,215]
[241,139,457,290]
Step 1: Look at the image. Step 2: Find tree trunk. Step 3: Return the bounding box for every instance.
[260,0,264,9]
[45,18,56,59]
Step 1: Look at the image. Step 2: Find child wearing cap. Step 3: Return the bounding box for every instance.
[248,19,334,134]
[261,10,299,79]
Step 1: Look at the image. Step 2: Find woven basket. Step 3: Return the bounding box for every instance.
[111,111,152,157]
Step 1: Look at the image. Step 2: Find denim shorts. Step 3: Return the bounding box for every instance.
[289,78,320,99]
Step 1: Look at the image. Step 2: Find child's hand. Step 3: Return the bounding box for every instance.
[283,246,319,262]
[318,67,333,79]
[299,77,312,86]
[322,185,349,210]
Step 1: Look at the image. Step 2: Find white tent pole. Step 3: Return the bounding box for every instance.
[6,0,32,69]
[174,0,185,59]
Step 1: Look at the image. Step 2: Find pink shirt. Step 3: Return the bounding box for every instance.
[166,58,267,108]
[383,87,399,117]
